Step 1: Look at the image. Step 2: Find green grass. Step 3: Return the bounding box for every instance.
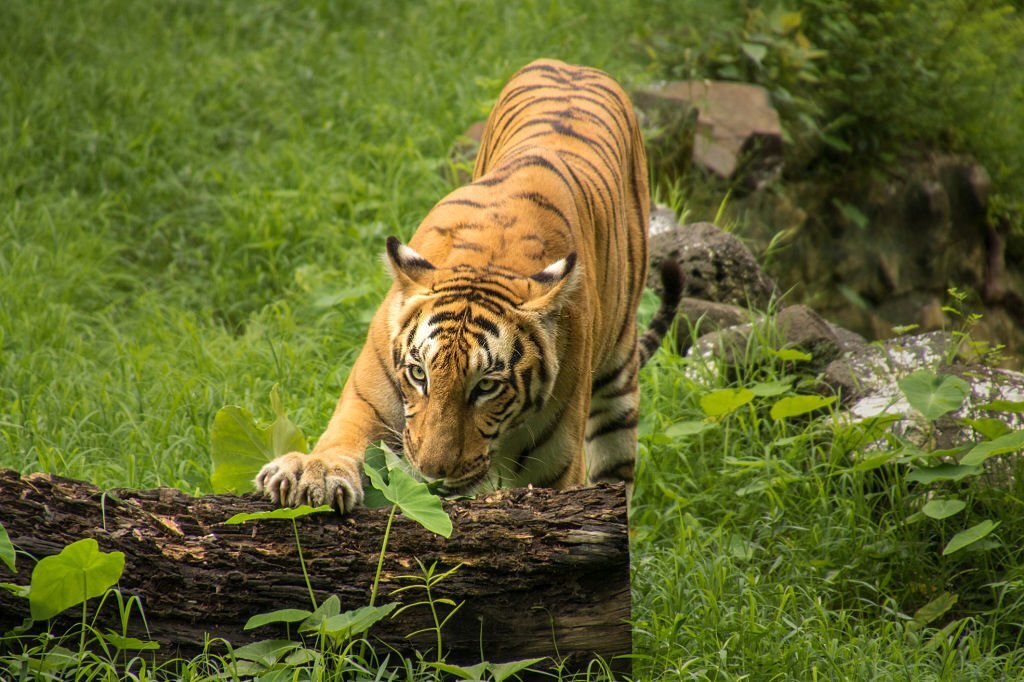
[3,1,1024,679]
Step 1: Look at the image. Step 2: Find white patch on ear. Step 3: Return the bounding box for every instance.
[385,236,435,293]
[531,252,577,284]
[522,251,580,313]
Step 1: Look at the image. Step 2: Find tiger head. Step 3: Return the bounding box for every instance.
[383,236,579,493]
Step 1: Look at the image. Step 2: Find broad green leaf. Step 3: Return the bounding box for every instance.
[224,505,332,525]
[960,430,1024,467]
[0,522,15,572]
[898,370,969,421]
[22,646,78,674]
[943,519,999,555]
[210,406,271,493]
[285,647,321,666]
[770,395,836,420]
[922,498,967,520]
[777,10,803,31]
[299,595,341,632]
[385,468,453,538]
[210,387,308,494]
[665,420,717,439]
[1,582,30,598]
[960,417,1012,440]
[900,444,972,462]
[976,399,1024,413]
[244,608,313,630]
[749,378,794,397]
[363,453,390,496]
[768,348,812,363]
[268,385,308,462]
[910,592,958,630]
[700,388,754,417]
[429,662,491,680]
[230,639,300,665]
[362,443,393,508]
[363,446,453,536]
[29,538,125,621]
[490,658,547,682]
[742,42,768,64]
[319,602,398,640]
[907,464,983,484]
[102,632,160,651]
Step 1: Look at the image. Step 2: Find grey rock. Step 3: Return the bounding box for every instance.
[648,221,779,308]
[634,80,784,191]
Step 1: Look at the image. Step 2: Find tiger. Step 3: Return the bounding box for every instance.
[256,58,683,511]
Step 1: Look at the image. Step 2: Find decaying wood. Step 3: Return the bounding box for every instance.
[0,469,630,673]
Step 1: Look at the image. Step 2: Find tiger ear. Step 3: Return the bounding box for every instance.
[385,236,435,294]
[521,252,580,313]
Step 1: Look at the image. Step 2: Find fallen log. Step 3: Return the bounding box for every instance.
[0,469,630,674]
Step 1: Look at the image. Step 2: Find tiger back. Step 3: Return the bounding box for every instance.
[256,59,682,511]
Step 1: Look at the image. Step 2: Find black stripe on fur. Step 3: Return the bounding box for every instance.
[638,258,684,366]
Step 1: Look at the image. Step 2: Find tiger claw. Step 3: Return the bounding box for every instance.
[255,452,364,513]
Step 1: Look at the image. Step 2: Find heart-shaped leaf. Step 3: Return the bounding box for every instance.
[910,591,958,630]
[0,522,15,573]
[960,430,1024,467]
[383,468,453,538]
[898,370,969,421]
[665,420,717,439]
[102,632,161,651]
[768,348,812,363]
[943,519,999,555]
[30,539,125,620]
[700,388,755,417]
[363,445,453,537]
[230,639,300,666]
[907,464,983,484]
[770,395,836,420]
[960,417,1012,441]
[922,498,967,520]
[749,378,794,397]
[224,505,332,525]
[976,399,1024,413]
[319,602,398,641]
[244,608,313,631]
[211,386,307,493]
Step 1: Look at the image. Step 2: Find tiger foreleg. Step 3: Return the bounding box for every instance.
[256,338,400,512]
[585,376,640,488]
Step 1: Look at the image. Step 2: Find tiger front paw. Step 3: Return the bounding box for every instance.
[255,452,365,513]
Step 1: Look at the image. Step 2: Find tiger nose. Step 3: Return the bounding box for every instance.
[417,460,448,481]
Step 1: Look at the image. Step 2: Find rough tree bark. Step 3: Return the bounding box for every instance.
[0,470,630,674]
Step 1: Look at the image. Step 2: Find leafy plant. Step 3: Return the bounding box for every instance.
[392,560,464,664]
[28,538,125,622]
[858,368,1022,557]
[210,385,308,494]
[0,522,15,574]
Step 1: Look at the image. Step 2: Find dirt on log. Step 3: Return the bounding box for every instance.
[0,469,630,673]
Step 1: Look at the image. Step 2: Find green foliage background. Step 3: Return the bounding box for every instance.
[2,1,1024,679]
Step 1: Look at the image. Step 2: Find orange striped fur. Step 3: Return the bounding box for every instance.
[257,59,682,510]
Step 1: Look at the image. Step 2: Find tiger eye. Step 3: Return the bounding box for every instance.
[408,365,426,383]
[476,378,497,393]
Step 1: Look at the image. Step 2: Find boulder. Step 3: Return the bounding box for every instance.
[634,80,784,191]
[823,331,1024,489]
[648,220,779,308]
